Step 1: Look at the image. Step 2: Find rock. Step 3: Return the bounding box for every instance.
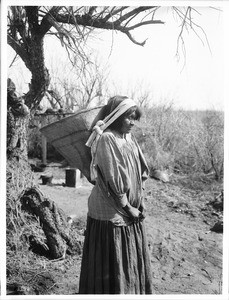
[198,234,204,241]
[207,191,223,211]
[210,221,223,233]
[150,169,170,183]
[7,283,33,295]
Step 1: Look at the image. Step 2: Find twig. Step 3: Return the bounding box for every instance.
[201,268,212,282]
[9,53,18,68]
[28,270,49,283]
[47,282,58,290]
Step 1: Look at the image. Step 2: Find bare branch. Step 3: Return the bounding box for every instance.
[90,6,111,20]
[173,7,211,61]
[88,6,97,16]
[113,7,157,25]
[7,34,31,68]
[175,7,190,61]
[125,31,147,46]
[39,6,63,36]
[102,7,129,23]
[9,53,19,68]
[126,19,164,31]
[7,5,216,113]
[51,7,164,47]
[46,89,64,108]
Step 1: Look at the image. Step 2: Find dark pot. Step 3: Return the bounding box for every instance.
[41,175,53,185]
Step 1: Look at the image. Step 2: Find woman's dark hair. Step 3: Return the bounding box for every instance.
[91,95,142,130]
[103,95,128,116]
[108,105,142,131]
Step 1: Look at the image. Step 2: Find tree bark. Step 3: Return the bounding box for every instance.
[7,78,30,160]
[7,9,51,213]
[21,187,72,259]
[24,36,50,111]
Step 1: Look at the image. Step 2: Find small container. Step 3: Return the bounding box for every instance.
[65,168,76,187]
[40,175,53,185]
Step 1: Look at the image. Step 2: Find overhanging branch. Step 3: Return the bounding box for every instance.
[39,6,63,36]
[124,31,147,46]
[126,19,164,31]
[113,6,157,25]
[52,7,164,46]
[102,6,129,23]
[7,34,31,68]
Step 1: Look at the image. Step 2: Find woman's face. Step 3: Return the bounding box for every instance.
[119,111,136,135]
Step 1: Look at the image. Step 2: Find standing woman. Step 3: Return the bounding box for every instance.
[79,96,153,294]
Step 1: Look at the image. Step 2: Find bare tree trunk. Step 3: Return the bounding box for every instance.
[7,30,50,190]
[21,187,72,259]
[7,79,30,160]
[24,37,50,111]
[7,80,74,258]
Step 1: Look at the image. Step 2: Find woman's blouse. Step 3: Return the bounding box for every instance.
[87,129,148,226]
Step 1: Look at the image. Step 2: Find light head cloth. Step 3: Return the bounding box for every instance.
[86,98,136,180]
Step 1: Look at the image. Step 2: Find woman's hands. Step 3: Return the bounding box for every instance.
[123,203,146,222]
[139,202,146,220]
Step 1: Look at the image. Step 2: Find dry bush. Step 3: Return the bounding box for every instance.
[134,103,189,172]
[192,110,224,178]
[135,104,224,178]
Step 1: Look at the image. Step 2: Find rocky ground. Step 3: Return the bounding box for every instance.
[7,162,224,296]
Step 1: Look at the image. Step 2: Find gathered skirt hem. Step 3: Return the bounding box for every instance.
[78,216,153,294]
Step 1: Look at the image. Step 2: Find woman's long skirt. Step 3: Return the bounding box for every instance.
[78,216,153,294]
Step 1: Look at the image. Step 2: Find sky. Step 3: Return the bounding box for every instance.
[88,6,224,111]
[6,5,226,111]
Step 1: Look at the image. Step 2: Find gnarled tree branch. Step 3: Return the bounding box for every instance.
[7,34,31,69]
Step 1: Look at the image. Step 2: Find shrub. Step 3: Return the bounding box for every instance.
[134,104,224,178]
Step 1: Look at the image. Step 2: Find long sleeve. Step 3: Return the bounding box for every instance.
[96,132,130,208]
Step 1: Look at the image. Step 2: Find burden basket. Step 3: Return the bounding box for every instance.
[40,107,101,183]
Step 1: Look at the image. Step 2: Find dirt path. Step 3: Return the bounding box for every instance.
[35,165,223,295]
[144,183,222,294]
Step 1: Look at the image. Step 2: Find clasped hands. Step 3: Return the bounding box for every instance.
[123,202,146,223]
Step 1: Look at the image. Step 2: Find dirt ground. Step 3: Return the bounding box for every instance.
[8,161,224,296]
